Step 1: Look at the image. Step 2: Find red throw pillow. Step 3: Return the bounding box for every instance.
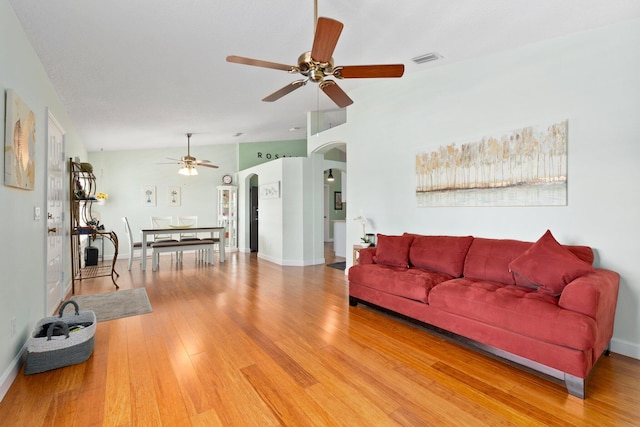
[373,234,414,267]
[508,230,595,296]
[408,235,474,277]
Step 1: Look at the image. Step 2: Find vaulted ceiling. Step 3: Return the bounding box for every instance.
[9,0,640,151]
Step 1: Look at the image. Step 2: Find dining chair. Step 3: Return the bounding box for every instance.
[177,216,199,240]
[150,216,176,241]
[122,216,151,271]
[177,215,202,262]
[150,216,178,265]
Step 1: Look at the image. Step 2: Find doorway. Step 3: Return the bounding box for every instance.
[250,185,259,252]
[46,111,65,315]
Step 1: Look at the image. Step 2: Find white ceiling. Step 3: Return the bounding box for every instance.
[8,0,640,152]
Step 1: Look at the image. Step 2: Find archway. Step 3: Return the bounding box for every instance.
[312,141,347,257]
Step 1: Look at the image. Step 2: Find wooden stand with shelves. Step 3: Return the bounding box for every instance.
[69,159,119,293]
[353,245,363,266]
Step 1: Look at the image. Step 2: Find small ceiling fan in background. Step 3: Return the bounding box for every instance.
[159,133,219,175]
[226,0,404,108]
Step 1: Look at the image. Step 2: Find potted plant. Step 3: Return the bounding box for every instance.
[354,215,370,247]
[360,236,371,247]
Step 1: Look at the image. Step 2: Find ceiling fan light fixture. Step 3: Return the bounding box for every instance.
[179,165,198,176]
[227,13,404,108]
[160,133,218,173]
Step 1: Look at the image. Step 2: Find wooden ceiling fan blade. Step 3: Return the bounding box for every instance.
[320,80,353,108]
[226,55,295,72]
[198,163,219,169]
[311,17,343,63]
[336,64,405,79]
[262,80,307,102]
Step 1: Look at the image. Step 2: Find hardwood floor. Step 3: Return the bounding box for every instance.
[1,246,639,426]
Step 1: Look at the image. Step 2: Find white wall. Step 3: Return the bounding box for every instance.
[239,155,325,266]
[239,159,284,261]
[311,19,640,358]
[0,0,89,399]
[285,154,325,264]
[86,144,237,259]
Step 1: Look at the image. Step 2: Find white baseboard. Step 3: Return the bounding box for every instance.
[0,342,26,403]
[611,337,640,359]
[257,253,325,266]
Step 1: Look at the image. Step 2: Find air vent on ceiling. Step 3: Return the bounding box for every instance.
[412,52,441,64]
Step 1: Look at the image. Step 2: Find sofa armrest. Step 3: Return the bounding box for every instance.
[559,269,620,349]
[358,247,377,265]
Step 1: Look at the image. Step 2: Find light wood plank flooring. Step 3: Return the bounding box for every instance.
[1,247,639,426]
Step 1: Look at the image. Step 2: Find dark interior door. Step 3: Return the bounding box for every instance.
[250,186,259,252]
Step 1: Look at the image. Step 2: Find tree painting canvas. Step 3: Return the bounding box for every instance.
[416,120,567,207]
[4,90,36,190]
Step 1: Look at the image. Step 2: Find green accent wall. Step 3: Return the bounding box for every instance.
[239,139,307,170]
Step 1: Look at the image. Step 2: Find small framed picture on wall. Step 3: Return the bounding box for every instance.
[334,191,342,210]
[168,186,181,207]
[142,185,156,206]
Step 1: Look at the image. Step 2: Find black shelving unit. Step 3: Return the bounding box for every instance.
[69,158,119,292]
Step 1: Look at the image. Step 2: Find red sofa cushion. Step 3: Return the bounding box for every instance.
[509,230,596,296]
[373,234,414,267]
[463,238,532,285]
[408,235,474,277]
[566,246,595,265]
[512,244,593,288]
[428,278,597,351]
[357,247,376,265]
[349,264,453,303]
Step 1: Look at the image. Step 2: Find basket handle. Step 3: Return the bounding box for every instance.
[46,321,70,340]
[58,300,80,317]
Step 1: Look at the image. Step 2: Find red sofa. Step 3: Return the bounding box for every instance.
[348,230,620,398]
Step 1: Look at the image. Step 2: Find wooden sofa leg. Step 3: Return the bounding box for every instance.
[564,374,585,399]
[348,296,358,307]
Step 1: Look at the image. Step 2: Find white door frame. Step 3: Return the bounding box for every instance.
[324,184,330,242]
[46,110,66,315]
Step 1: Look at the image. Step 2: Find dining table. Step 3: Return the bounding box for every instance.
[139,226,226,271]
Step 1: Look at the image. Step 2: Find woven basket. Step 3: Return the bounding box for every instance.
[24,300,96,375]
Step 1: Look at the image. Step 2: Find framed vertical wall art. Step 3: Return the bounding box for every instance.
[334,191,343,210]
[142,185,156,206]
[4,89,36,190]
[168,186,181,207]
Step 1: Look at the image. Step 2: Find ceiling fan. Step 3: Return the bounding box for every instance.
[226,1,404,108]
[160,133,219,175]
